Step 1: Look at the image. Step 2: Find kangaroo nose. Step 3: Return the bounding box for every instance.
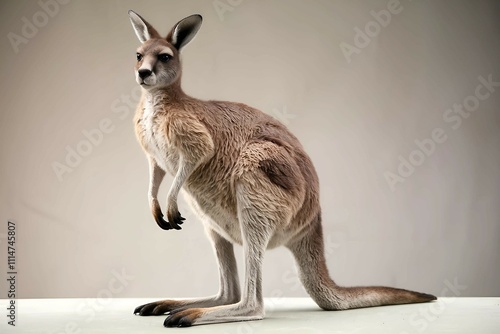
[138,69,152,79]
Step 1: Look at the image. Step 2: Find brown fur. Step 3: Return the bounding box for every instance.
[128,10,436,327]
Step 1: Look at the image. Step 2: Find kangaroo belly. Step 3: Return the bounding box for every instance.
[183,190,243,245]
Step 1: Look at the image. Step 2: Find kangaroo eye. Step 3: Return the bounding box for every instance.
[136,53,143,61]
[158,54,171,63]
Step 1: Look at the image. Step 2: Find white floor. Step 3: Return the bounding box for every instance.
[1,298,499,333]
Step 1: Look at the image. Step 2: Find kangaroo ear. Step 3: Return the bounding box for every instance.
[166,14,203,51]
[128,10,160,43]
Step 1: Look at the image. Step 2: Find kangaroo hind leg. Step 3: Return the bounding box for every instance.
[163,148,298,326]
[134,228,240,316]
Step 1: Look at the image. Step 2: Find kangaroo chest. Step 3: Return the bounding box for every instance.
[140,100,179,174]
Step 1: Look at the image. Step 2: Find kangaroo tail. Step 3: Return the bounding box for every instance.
[287,217,436,310]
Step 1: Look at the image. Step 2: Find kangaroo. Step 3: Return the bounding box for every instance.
[128,10,437,327]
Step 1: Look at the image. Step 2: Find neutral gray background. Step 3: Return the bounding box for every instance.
[0,0,499,300]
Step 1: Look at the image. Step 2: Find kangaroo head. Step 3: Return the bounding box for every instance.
[128,10,202,90]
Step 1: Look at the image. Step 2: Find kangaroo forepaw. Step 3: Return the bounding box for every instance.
[153,208,185,230]
[166,210,186,230]
[153,214,174,230]
[152,202,176,230]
